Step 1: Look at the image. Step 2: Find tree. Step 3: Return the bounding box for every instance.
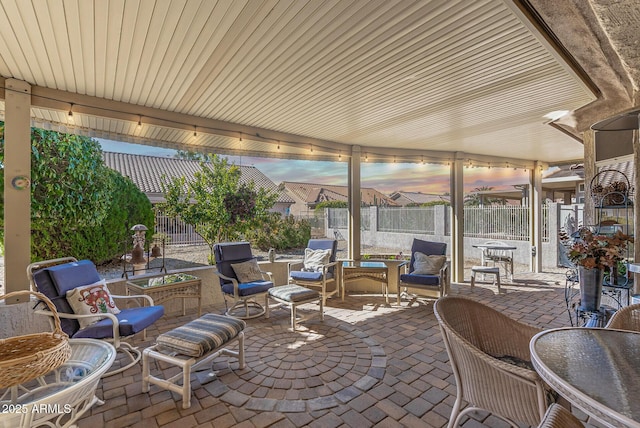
[174,150,212,161]
[464,186,505,206]
[159,155,278,263]
[0,124,153,262]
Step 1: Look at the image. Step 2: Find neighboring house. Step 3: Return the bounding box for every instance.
[389,191,450,206]
[471,165,587,205]
[282,181,398,217]
[102,152,295,215]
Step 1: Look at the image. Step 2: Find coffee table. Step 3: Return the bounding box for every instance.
[127,273,202,316]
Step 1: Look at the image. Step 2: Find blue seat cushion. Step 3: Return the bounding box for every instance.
[400,273,441,287]
[72,305,165,339]
[221,280,273,297]
[269,284,319,302]
[155,313,246,358]
[290,270,335,282]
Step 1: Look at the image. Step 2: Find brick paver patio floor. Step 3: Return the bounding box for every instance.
[76,269,605,428]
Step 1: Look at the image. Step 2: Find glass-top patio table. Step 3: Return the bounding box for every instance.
[0,338,115,428]
[530,327,640,428]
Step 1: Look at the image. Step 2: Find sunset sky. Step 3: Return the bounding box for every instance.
[99,139,530,194]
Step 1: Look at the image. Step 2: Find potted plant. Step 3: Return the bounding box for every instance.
[561,228,634,311]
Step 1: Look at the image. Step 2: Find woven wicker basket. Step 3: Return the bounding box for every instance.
[0,290,71,388]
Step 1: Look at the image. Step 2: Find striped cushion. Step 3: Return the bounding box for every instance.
[156,313,246,358]
[269,284,319,302]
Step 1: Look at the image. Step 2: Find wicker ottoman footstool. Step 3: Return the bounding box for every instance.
[141,313,245,408]
[267,284,323,331]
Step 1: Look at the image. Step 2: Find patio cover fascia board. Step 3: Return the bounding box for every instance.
[0,77,550,170]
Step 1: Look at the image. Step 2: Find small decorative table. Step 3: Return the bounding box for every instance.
[342,260,406,306]
[127,273,202,316]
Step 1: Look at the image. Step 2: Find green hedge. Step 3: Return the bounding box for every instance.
[1,124,154,264]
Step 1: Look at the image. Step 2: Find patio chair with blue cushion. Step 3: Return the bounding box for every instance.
[398,238,449,305]
[288,239,339,307]
[27,257,165,376]
[213,242,274,319]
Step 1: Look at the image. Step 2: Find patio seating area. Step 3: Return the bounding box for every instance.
[73,268,602,428]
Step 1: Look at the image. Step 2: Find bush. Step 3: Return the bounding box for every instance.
[0,124,155,263]
[248,214,311,251]
[71,170,155,264]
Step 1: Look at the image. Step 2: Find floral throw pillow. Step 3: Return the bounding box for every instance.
[412,252,446,275]
[66,279,120,329]
[231,259,263,283]
[303,248,332,272]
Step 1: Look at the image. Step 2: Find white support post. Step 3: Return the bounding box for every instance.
[4,79,32,302]
[450,153,465,283]
[349,145,361,260]
[529,162,543,273]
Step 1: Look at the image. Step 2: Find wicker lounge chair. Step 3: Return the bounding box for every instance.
[433,296,552,427]
[537,404,584,428]
[605,303,640,331]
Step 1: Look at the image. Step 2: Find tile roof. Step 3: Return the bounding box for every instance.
[282,181,397,206]
[389,191,450,205]
[102,152,294,204]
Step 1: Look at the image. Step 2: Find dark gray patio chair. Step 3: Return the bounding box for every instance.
[213,242,274,319]
[398,238,449,304]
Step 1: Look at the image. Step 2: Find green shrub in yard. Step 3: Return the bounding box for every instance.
[64,170,155,264]
[0,124,154,263]
[248,214,311,251]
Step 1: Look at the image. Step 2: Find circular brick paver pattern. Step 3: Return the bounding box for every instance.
[210,316,387,412]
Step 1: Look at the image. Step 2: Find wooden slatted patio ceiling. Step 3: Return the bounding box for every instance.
[3,0,639,293]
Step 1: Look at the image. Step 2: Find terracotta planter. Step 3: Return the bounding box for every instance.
[578,266,603,312]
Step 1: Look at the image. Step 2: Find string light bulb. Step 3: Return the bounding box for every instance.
[310,145,313,153]
[68,103,74,122]
[193,126,197,138]
[137,116,142,129]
